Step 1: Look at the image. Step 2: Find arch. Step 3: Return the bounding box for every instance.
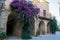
[6,13,23,37]
[47,22,50,34]
[39,21,45,35]
[7,14,16,36]
[6,13,35,37]
[30,17,35,36]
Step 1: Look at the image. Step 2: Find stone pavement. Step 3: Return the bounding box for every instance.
[7,31,60,40]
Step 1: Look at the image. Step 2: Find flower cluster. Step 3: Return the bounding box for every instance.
[10,0,40,20]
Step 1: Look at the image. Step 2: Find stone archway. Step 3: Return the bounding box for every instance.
[30,17,35,36]
[6,14,23,37]
[47,22,50,34]
[39,21,45,35]
[6,13,35,37]
[7,14,16,36]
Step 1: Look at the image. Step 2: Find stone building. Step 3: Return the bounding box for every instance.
[58,2,60,16]
[31,0,52,36]
[0,0,5,32]
[0,0,52,37]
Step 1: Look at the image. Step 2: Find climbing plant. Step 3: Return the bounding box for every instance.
[0,32,6,40]
[10,0,40,39]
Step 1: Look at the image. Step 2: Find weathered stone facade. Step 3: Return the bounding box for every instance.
[30,0,52,35]
[0,0,52,37]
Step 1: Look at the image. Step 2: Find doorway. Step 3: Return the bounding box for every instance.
[7,14,16,36]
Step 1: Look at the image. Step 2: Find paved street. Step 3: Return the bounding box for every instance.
[32,31,60,40]
[7,31,60,40]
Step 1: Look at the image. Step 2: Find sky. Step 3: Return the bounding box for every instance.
[46,0,60,24]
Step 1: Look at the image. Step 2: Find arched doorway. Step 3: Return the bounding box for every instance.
[7,14,16,36]
[6,14,23,37]
[47,22,50,34]
[39,21,45,35]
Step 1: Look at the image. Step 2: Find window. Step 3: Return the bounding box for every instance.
[43,10,46,17]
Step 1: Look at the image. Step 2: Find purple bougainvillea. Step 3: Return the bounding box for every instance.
[10,0,40,21]
[10,0,40,39]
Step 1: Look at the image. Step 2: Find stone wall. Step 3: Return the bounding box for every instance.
[35,18,50,36]
[0,0,52,37]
